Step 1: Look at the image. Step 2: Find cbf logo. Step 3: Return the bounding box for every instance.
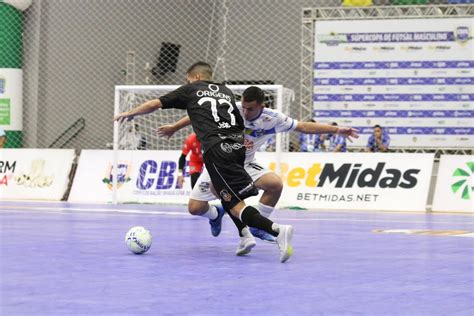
[102,163,131,190]
[451,162,473,200]
[455,26,471,44]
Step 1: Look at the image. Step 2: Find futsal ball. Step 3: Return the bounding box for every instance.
[125,226,152,254]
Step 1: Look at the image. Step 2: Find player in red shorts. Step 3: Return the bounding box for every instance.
[177,132,203,189]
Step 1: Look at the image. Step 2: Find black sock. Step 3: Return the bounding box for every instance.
[228,212,247,237]
[223,205,247,237]
[240,206,278,237]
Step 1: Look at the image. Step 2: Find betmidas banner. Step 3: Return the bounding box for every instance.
[258,152,434,211]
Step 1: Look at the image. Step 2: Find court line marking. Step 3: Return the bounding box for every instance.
[0,205,189,216]
[1,205,473,225]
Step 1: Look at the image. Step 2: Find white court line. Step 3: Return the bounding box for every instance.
[279,218,474,225]
[0,205,189,217]
[1,205,473,225]
[458,233,474,237]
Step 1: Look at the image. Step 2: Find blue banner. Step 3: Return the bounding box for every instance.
[313,110,473,118]
[313,94,474,102]
[345,32,455,43]
[314,60,473,69]
[314,77,474,85]
[354,127,474,135]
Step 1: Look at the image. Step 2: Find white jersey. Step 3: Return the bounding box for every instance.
[237,103,298,163]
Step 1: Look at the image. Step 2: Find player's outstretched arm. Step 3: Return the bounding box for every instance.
[157,116,192,138]
[295,122,359,143]
[114,99,163,123]
[295,121,338,135]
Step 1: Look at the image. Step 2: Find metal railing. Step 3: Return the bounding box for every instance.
[49,118,86,149]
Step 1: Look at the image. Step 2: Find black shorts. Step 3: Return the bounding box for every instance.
[204,140,258,210]
[190,172,200,189]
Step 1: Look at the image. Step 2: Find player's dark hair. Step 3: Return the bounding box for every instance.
[242,86,265,104]
[331,122,338,126]
[186,61,213,79]
[373,124,382,129]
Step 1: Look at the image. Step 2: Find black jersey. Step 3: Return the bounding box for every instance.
[160,81,245,153]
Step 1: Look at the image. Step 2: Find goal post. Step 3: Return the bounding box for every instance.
[112,84,294,204]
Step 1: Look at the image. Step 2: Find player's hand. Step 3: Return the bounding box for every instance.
[156,125,177,139]
[337,127,359,143]
[114,111,135,123]
[176,175,185,189]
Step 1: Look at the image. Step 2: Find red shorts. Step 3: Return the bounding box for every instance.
[189,161,203,175]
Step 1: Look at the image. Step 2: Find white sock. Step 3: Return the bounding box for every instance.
[201,205,218,220]
[241,226,252,238]
[258,202,274,218]
[272,223,280,233]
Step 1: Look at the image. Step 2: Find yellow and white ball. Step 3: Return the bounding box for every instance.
[125,226,152,254]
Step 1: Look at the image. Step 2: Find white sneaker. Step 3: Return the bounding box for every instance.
[276,225,293,263]
[236,228,256,256]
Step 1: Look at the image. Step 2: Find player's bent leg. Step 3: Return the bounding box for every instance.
[249,173,282,242]
[188,199,225,237]
[254,172,283,208]
[189,168,226,236]
[188,199,211,216]
[205,146,292,261]
[249,201,278,242]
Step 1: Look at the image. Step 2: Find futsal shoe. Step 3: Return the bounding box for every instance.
[209,205,226,237]
[276,225,294,263]
[250,227,277,243]
[236,227,256,256]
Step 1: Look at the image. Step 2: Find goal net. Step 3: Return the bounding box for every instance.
[114,85,294,151]
[112,84,294,204]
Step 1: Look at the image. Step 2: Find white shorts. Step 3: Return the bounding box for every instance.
[191,159,272,202]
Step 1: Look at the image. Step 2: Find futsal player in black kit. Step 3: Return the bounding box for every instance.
[114,61,293,262]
